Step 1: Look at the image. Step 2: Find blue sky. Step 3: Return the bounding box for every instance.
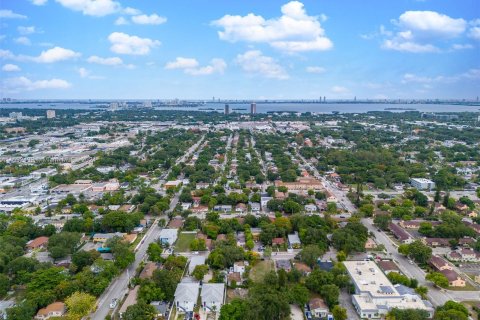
[0,0,479,99]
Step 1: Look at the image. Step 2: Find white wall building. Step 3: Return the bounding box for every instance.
[410,178,435,191]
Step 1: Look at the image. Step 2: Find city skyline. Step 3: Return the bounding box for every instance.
[0,0,479,100]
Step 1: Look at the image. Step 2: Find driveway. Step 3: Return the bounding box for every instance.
[289,304,304,320]
[339,289,359,319]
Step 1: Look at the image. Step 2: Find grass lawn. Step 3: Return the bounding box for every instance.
[175,232,196,252]
[250,260,274,283]
[448,282,478,291]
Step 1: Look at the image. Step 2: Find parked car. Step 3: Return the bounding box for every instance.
[109,298,118,309]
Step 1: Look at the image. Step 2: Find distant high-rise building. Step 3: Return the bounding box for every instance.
[109,102,118,112]
[9,112,22,120]
[250,102,256,114]
[46,110,55,119]
[143,101,153,108]
[323,96,326,103]
[224,104,230,115]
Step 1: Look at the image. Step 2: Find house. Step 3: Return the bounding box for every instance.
[118,204,136,213]
[181,203,192,211]
[158,229,178,246]
[365,237,377,249]
[377,260,400,274]
[276,259,291,272]
[216,234,227,242]
[458,237,476,247]
[26,236,49,251]
[123,233,138,244]
[201,283,225,312]
[236,232,246,247]
[92,232,125,243]
[214,205,232,213]
[317,260,334,271]
[275,177,323,191]
[250,202,261,212]
[422,237,452,247]
[174,281,200,313]
[272,237,285,246]
[304,204,317,213]
[447,248,480,262]
[293,262,312,275]
[150,301,170,319]
[308,298,329,320]
[288,232,301,249]
[34,302,66,320]
[196,182,210,189]
[429,256,453,271]
[228,272,242,286]
[165,180,182,189]
[441,269,466,287]
[233,261,248,275]
[260,196,273,210]
[235,203,247,213]
[389,223,413,244]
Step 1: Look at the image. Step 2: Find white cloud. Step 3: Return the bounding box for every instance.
[165,57,226,75]
[2,64,21,72]
[3,76,71,91]
[306,66,326,74]
[451,43,473,50]
[0,50,15,59]
[165,57,199,69]
[18,26,37,35]
[87,55,123,65]
[468,20,480,41]
[114,17,129,25]
[14,37,31,46]
[55,0,120,17]
[402,68,480,84]
[30,0,48,5]
[33,47,80,63]
[0,10,27,19]
[78,67,90,78]
[212,1,333,52]
[108,32,160,55]
[331,86,349,94]
[382,11,468,53]
[235,50,288,79]
[132,14,167,25]
[123,7,141,15]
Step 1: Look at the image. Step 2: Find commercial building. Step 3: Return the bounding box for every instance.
[410,178,435,191]
[344,261,434,319]
[224,104,230,115]
[46,110,56,119]
[250,102,256,114]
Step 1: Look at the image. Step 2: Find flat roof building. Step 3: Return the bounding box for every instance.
[410,178,435,191]
[344,260,434,319]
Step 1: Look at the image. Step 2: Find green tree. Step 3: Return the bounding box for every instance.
[386,308,430,320]
[65,292,96,320]
[0,274,9,297]
[47,231,81,260]
[319,284,339,308]
[192,264,209,281]
[415,286,428,299]
[123,302,157,320]
[332,305,347,320]
[288,284,309,306]
[106,237,135,269]
[298,244,324,268]
[407,240,432,264]
[138,281,165,303]
[219,298,247,320]
[374,214,391,230]
[426,272,449,288]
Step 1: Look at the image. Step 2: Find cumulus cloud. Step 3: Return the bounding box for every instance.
[306,66,326,74]
[0,10,27,19]
[123,7,141,15]
[78,67,90,78]
[2,64,21,72]
[87,55,123,66]
[30,0,48,5]
[14,37,31,46]
[18,26,37,35]
[3,76,71,92]
[115,17,129,25]
[165,57,226,75]
[235,50,288,79]
[451,43,473,50]
[165,57,199,69]
[108,32,160,55]
[132,14,167,25]
[33,47,80,63]
[469,20,480,41]
[55,0,121,17]
[212,1,333,52]
[381,11,469,53]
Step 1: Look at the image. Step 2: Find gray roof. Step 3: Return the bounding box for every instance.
[174,281,200,303]
[201,283,225,304]
[288,232,301,245]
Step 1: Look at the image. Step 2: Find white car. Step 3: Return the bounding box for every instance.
[109,298,118,309]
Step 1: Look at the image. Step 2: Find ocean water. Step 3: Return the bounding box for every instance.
[0,102,479,114]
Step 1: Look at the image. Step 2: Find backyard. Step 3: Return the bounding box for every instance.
[175,232,196,252]
[250,260,274,283]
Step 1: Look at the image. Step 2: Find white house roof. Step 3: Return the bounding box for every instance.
[201,283,225,304]
[174,282,200,304]
[159,229,178,239]
[288,232,301,245]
